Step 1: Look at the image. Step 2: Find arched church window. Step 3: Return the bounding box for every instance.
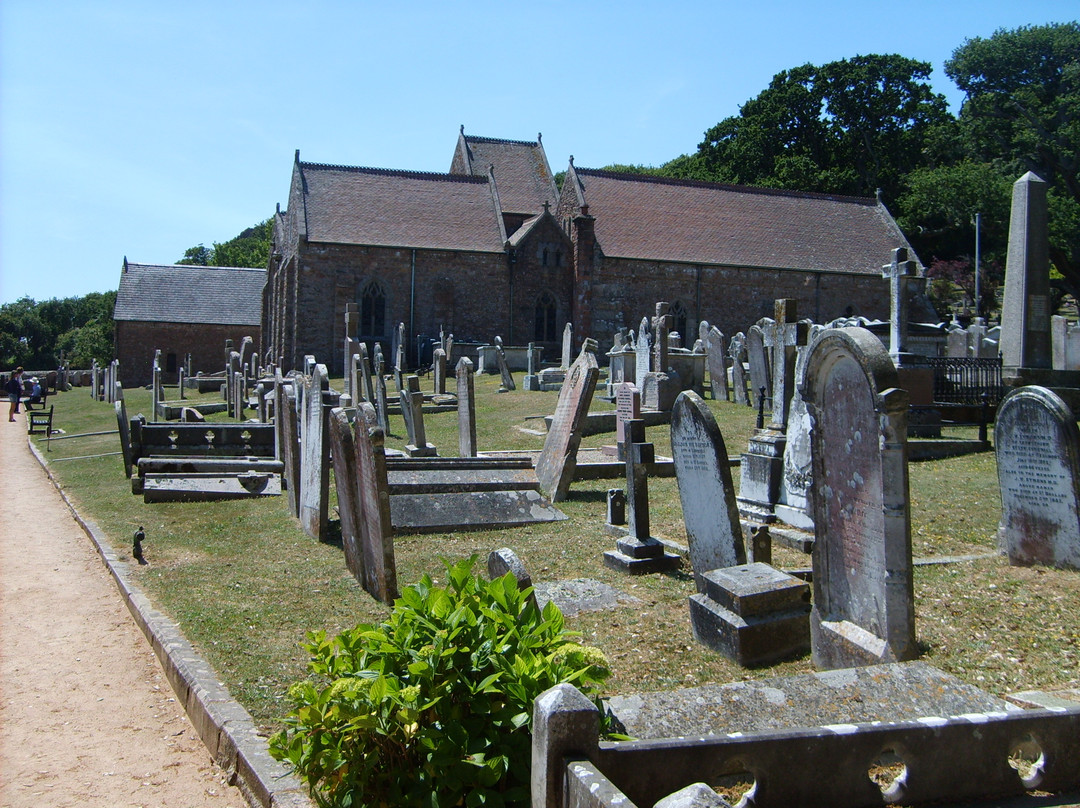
[359,279,386,337]
[535,292,558,342]
[669,300,688,341]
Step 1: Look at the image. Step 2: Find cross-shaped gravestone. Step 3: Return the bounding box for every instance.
[766,299,808,431]
[881,247,917,363]
[602,419,681,574]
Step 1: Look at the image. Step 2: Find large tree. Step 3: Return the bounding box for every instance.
[177,218,273,269]
[945,22,1080,298]
[668,54,952,205]
[0,291,116,369]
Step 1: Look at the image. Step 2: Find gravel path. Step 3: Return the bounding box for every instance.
[0,409,247,808]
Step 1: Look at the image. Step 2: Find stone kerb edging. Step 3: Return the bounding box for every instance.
[27,438,313,808]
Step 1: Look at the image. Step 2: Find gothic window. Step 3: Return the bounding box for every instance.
[670,300,688,340]
[359,279,386,337]
[542,247,549,267]
[535,292,558,342]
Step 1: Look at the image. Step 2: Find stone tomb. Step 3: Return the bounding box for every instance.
[995,385,1080,569]
[802,327,917,669]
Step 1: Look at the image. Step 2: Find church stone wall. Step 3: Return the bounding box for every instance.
[115,321,259,388]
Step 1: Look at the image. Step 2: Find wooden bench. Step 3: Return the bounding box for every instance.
[27,405,53,436]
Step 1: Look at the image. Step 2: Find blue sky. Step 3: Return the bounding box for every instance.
[1,0,1076,306]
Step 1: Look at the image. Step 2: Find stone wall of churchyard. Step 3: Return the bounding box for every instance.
[115,321,260,388]
[286,242,513,371]
[585,257,890,349]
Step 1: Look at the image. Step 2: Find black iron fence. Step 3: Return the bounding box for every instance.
[921,356,1005,406]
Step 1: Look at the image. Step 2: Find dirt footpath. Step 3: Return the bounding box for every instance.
[0,410,246,808]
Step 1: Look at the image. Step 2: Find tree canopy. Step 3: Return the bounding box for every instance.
[0,291,116,369]
[178,218,273,269]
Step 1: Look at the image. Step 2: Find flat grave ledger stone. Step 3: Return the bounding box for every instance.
[802,327,916,669]
[670,391,746,590]
[535,342,600,502]
[995,386,1080,570]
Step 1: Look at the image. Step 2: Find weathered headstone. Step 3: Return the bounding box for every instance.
[432,347,447,395]
[728,332,748,406]
[802,327,916,669]
[775,339,816,530]
[746,322,771,411]
[706,326,728,401]
[765,301,807,430]
[329,407,364,581]
[670,391,746,590]
[615,382,640,461]
[606,488,626,526]
[1001,172,1053,372]
[116,399,132,478]
[352,406,398,603]
[344,304,359,397]
[995,386,1080,570]
[151,362,162,421]
[524,341,540,391]
[494,338,516,392]
[360,344,375,404]
[603,419,681,574]
[561,322,573,369]
[299,364,331,542]
[487,548,538,610]
[401,375,437,457]
[635,317,651,384]
[535,341,600,502]
[456,357,477,457]
[881,247,918,365]
[652,302,672,374]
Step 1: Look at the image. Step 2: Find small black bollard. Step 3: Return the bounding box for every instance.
[756,386,767,430]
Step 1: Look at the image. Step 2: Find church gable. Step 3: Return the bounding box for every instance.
[450,128,559,217]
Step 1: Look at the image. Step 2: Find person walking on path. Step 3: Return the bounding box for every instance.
[0,410,246,807]
[6,366,23,421]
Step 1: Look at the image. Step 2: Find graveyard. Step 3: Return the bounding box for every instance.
[31,368,1079,739]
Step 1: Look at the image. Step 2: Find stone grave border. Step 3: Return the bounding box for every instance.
[26,437,312,808]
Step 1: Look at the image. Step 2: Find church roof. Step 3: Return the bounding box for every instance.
[114,261,265,324]
[566,168,917,275]
[298,162,506,252]
[452,133,558,216]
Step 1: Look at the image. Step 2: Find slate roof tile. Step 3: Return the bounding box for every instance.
[570,169,916,274]
[299,162,505,252]
[114,262,265,325]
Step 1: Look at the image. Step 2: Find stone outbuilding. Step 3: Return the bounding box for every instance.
[114,259,265,387]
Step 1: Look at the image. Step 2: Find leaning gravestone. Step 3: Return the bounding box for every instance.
[329,407,364,582]
[352,404,398,603]
[456,357,477,457]
[995,386,1080,570]
[670,391,746,590]
[535,341,600,502]
[706,326,728,401]
[802,327,916,669]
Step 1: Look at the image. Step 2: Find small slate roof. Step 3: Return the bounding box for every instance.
[298,162,505,252]
[114,262,265,325]
[455,135,558,216]
[569,168,916,274]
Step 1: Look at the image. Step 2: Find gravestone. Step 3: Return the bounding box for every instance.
[329,407,364,581]
[746,322,771,410]
[347,352,360,402]
[775,336,817,530]
[116,399,132,478]
[706,326,728,401]
[524,341,540,391]
[152,363,161,421]
[344,304,359,396]
[299,364,331,542]
[728,332,748,405]
[603,419,681,574]
[615,382,640,461]
[535,341,600,502]
[456,357,477,457]
[606,488,626,527]
[178,367,185,400]
[561,322,573,369]
[652,302,672,374]
[802,327,916,669]
[432,348,447,395]
[635,317,652,384]
[401,375,436,457]
[374,344,390,434]
[494,337,516,392]
[360,344,375,405]
[487,548,538,610]
[352,405,398,604]
[881,247,918,365]
[670,391,746,590]
[1000,172,1053,373]
[995,386,1080,570]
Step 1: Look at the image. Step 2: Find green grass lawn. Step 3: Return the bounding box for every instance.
[32,375,1080,731]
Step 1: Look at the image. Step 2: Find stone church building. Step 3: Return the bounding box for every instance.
[263,129,918,370]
